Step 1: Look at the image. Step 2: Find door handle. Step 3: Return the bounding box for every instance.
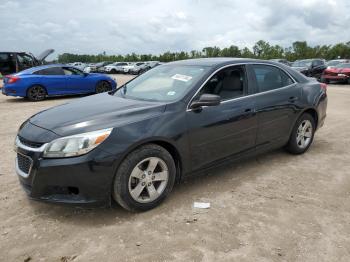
[288,96,298,102]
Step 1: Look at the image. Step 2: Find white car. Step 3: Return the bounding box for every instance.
[121,63,136,74]
[68,62,87,71]
[129,62,150,74]
[104,62,130,74]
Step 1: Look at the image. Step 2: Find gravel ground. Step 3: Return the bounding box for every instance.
[0,76,349,262]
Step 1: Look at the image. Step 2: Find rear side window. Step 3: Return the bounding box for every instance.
[252,65,294,93]
[34,67,65,75]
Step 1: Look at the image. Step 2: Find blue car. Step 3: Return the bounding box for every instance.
[2,64,117,101]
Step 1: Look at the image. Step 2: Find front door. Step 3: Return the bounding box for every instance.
[186,65,258,171]
[63,67,92,94]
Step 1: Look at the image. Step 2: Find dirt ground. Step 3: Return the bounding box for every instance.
[0,75,349,262]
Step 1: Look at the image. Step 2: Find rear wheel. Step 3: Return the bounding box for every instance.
[112,144,176,212]
[27,85,47,101]
[96,81,111,93]
[286,113,315,154]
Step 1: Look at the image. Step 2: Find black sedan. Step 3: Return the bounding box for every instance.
[291,59,327,80]
[15,58,327,211]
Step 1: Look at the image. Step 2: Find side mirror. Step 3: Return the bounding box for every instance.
[190,94,221,110]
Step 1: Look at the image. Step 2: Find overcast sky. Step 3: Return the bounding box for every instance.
[0,0,349,58]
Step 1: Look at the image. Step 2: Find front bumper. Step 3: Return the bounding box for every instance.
[15,137,118,207]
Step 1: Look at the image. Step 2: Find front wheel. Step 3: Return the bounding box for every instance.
[96,81,111,93]
[112,144,176,212]
[286,113,315,154]
[27,85,47,101]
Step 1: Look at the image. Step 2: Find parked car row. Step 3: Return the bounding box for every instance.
[101,61,162,75]
[270,58,350,83]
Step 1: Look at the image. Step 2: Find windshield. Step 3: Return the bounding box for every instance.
[292,60,312,67]
[114,65,210,102]
[327,60,342,66]
[336,63,350,68]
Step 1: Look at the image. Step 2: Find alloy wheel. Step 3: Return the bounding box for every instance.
[96,81,111,93]
[128,157,169,203]
[296,120,313,149]
[28,86,46,101]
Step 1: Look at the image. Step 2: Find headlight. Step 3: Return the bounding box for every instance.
[43,128,112,158]
[338,73,347,77]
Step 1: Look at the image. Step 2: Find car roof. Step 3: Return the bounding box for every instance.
[17,64,69,74]
[168,58,266,67]
[167,57,309,83]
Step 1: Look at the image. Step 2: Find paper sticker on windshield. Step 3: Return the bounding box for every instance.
[172,74,192,82]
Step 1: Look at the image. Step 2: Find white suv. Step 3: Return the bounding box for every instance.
[105,62,130,74]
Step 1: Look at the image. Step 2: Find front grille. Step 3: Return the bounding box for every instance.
[17,153,33,175]
[18,136,43,148]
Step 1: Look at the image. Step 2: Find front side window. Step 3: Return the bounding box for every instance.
[252,65,294,92]
[198,65,246,101]
[115,65,210,102]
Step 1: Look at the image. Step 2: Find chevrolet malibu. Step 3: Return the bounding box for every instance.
[15,58,327,211]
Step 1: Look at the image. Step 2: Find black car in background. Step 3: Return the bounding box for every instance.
[0,49,54,76]
[291,59,327,80]
[14,58,327,211]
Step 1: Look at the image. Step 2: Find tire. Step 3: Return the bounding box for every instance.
[286,113,316,154]
[112,144,176,212]
[27,85,47,101]
[96,81,112,93]
[111,69,117,74]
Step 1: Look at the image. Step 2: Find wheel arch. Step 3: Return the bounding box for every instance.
[26,83,48,97]
[95,79,111,92]
[301,108,319,128]
[114,138,183,183]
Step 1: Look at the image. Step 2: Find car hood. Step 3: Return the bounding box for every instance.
[29,93,166,137]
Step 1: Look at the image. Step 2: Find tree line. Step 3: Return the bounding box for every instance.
[57,40,350,63]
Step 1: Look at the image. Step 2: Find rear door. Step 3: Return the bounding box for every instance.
[33,67,67,95]
[248,64,301,149]
[62,67,93,93]
[186,65,258,171]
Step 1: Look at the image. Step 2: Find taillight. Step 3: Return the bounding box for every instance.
[320,83,327,94]
[6,75,20,84]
